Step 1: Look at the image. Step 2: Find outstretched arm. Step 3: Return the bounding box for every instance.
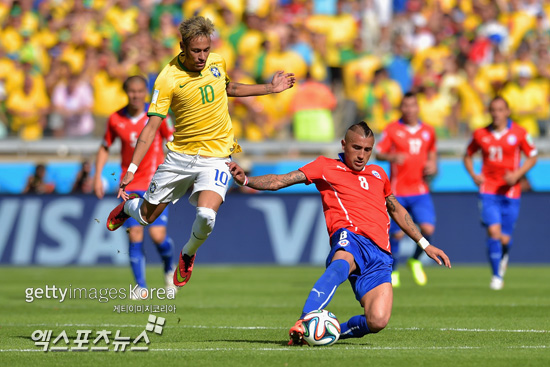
[117,115,163,200]
[227,162,307,191]
[386,194,451,268]
[226,71,296,97]
[93,145,109,199]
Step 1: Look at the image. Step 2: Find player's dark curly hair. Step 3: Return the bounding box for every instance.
[179,16,215,47]
[348,121,374,139]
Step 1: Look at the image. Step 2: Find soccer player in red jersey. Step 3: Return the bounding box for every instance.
[376,92,438,287]
[228,121,451,345]
[464,96,537,290]
[94,76,177,297]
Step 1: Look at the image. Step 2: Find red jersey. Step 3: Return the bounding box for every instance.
[376,120,436,196]
[299,155,393,253]
[103,106,174,191]
[466,121,537,199]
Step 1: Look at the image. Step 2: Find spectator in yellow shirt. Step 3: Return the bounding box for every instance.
[6,74,49,140]
[501,67,544,137]
[418,81,452,137]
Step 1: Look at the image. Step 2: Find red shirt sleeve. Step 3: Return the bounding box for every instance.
[466,132,480,156]
[299,157,327,184]
[158,117,175,141]
[519,131,537,157]
[376,129,393,154]
[381,167,392,197]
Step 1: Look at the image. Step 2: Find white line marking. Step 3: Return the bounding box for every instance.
[3,324,548,333]
[1,345,548,353]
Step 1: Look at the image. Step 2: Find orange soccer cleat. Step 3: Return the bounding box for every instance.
[106,193,139,231]
[288,319,307,346]
[173,253,196,287]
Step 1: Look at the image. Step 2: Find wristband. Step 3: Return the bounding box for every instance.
[237,175,249,187]
[128,163,138,174]
[417,237,430,250]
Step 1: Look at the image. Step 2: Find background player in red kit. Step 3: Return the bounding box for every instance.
[94,76,176,297]
[464,96,537,290]
[376,92,438,287]
[228,121,451,345]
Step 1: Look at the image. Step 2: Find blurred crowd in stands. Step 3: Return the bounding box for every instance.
[1,0,550,143]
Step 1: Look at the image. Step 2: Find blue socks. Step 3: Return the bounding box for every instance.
[129,241,146,288]
[487,237,502,277]
[340,315,371,339]
[155,237,174,273]
[390,235,400,271]
[502,238,512,257]
[130,237,174,287]
[300,259,350,319]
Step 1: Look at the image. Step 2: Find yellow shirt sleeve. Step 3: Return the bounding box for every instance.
[148,66,175,118]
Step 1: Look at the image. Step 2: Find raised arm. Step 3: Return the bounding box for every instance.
[117,115,163,199]
[93,145,109,199]
[227,162,307,191]
[386,194,451,267]
[226,71,296,97]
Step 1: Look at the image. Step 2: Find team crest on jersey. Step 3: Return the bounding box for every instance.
[210,66,221,78]
[507,134,517,145]
[422,131,431,141]
[372,170,381,179]
[149,180,158,194]
[338,240,349,247]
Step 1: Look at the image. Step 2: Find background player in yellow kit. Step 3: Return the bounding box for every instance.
[106,16,296,288]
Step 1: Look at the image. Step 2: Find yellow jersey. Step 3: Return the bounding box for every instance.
[148,52,241,157]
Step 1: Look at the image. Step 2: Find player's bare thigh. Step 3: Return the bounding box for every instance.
[140,201,169,224]
[197,190,224,212]
[360,283,393,332]
[487,223,502,238]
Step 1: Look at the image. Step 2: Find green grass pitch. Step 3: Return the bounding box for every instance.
[1,265,549,366]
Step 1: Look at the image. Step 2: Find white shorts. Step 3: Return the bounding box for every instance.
[143,150,232,206]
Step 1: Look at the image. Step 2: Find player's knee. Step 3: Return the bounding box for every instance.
[366,313,390,333]
[128,227,144,243]
[149,228,166,244]
[193,207,217,239]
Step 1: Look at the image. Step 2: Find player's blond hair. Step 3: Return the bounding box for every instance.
[179,16,215,47]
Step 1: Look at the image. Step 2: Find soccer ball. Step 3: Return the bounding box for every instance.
[302,309,341,346]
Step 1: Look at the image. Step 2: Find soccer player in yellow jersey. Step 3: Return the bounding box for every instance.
[106,16,296,288]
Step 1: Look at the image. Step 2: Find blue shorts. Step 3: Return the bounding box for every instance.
[479,194,520,235]
[124,191,169,228]
[327,228,393,304]
[389,194,435,235]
